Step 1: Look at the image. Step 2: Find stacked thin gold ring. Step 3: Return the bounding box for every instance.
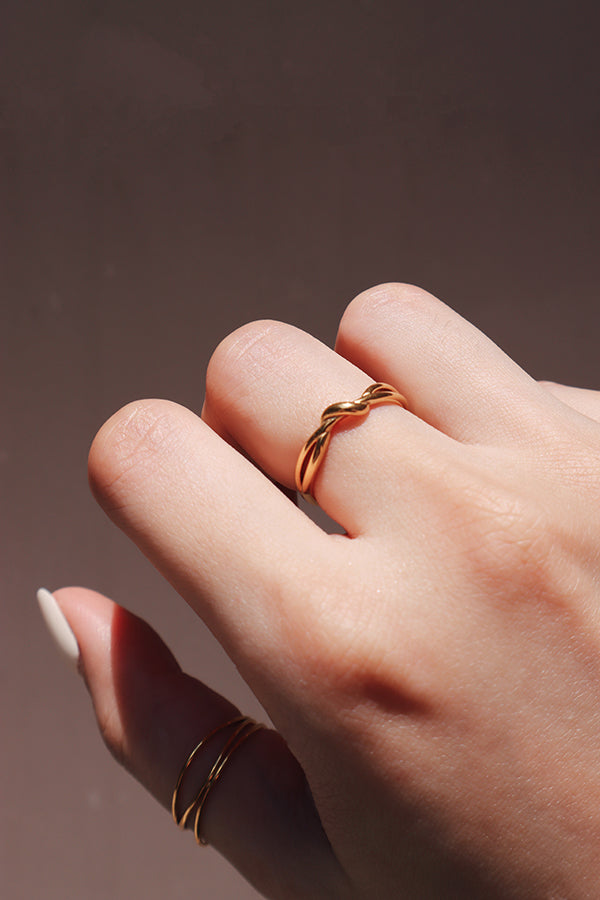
[295,382,408,502]
[172,716,264,846]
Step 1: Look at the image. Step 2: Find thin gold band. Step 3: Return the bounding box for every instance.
[294,382,408,502]
[193,719,262,845]
[171,715,264,846]
[172,716,246,829]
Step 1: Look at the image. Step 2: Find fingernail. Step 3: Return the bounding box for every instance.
[37,588,80,670]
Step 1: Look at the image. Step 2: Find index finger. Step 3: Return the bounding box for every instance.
[88,399,334,685]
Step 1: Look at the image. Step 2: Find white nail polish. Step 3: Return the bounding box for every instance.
[37,588,80,670]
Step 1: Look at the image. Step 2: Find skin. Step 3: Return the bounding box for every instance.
[54,283,600,898]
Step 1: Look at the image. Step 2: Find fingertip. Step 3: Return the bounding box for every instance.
[50,586,116,685]
[37,587,81,670]
[52,585,115,634]
[52,586,181,683]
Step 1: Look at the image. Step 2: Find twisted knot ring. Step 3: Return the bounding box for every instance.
[294,382,408,502]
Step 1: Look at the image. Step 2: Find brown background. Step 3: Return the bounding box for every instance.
[2,2,599,897]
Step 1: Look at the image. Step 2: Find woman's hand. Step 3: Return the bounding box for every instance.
[47,284,600,898]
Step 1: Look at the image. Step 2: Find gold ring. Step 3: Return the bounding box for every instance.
[172,715,264,846]
[294,382,408,503]
[193,718,262,845]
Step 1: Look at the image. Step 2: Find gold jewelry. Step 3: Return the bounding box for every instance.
[171,715,264,846]
[193,718,262,845]
[295,382,408,502]
[172,716,245,829]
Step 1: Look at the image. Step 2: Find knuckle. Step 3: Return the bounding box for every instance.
[206,319,287,396]
[337,283,442,355]
[283,571,361,691]
[459,484,555,597]
[286,562,428,714]
[205,319,309,424]
[293,611,431,723]
[88,399,188,508]
[341,282,433,326]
